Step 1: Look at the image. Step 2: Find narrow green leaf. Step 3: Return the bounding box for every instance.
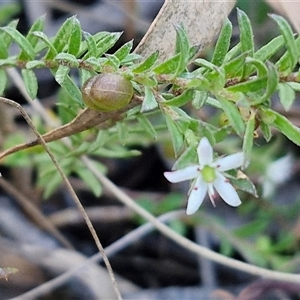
[114,40,133,62]
[116,122,127,145]
[52,17,75,53]
[224,42,241,63]
[0,26,35,59]
[192,90,207,109]
[242,110,255,168]
[237,8,254,56]
[104,54,120,70]
[83,31,97,58]
[162,89,194,107]
[237,8,254,78]
[278,83,295,111]
[211,18,232,66]
[133,51,159,73]
[68,17,82,56]
[251,62,278,105]
[254,35,284,62]
[18,15,45,60]
[231,176,257,197]
[218,96,245,136]
[262,107,300,145]
[227,77,267,93]
[55,65,70,85]
[153,53,180,74]
[287,82,300,91]
[95,32,122,58]
[76,164,102,197]
[172,145,197,170]
[137,114,157,139]
[32,31,57,58]
[260,120,272,142]
[26,60,46,69]
[270,14,298,71]
[174,24,190,76]
[21,69,38,99]
[165,113,184,157]
[141,86,158,112]
[0,69,7,95]
[224,52,248,77]
[53,67,83,106]
[0,20,18,59]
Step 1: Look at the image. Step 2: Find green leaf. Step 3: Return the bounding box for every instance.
[287,82,300,91]
[18,15,45,61]
[254,35,284,62]
[141,86,158,112]
[218,96,245,136]
[162,89,194,107]
[192,90,207,109]
[68,17,82,56]
[54,69,83,107]
[224,42,241,63]
[211,18,232,66]
[137,114,157,139]
[116,122,127,145]
[174,24,190,76]
[26,60,46,69]
[76,161,103,197]
[260,120,272,142]
[55,65,70,85]
[21,69,38,99]
[83,31,97,58]
[270,14,298,71]
[133,51,159,73]
[224,52,248,77]
[251,62,278,105]
[237,8,254,78]
[103,54,120,70]
[95,32,122,58]
[261,107,300,145]
[278,83,295,111]
[153,53,180,74]
[226,76,267,94]
[0,26,35,59]
[242,110,255,168]
[45,16,75,59]
[0,19,18,59]
[231,176,257,197]
[165,113,184,157]
[172,145,197,170]
[0,69,7,95]
[114,40,133,62]
[32,31,57,58]
[237,8,254,56]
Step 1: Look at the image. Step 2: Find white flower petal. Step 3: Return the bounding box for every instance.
[207,183,216,206]
[213,173,241,207]
[164,165,199,183]
[197,137,213,166]
[212,152,244,171]
[186,177,207,215]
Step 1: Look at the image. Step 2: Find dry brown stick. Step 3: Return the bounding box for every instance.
[0,176,74,249]
[0,95,142,160]
[0,97,122,300]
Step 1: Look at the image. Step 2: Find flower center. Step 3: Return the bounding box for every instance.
[201,165,216,183]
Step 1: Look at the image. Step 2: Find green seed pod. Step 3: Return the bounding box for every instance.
[81,73,134,111]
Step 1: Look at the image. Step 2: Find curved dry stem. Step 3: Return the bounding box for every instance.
[82,156,300,284]
[0,97,122,300]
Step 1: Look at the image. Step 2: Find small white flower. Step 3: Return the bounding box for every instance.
[164,137,244,215]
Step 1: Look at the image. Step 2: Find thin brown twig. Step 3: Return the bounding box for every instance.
[0,97,122,300]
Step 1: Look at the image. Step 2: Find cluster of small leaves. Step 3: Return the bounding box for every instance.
[0,10,300,198]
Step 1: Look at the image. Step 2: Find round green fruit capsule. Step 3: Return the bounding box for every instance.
[81,73,134,111]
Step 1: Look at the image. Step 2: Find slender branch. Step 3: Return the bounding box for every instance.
[0,97,122,300]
